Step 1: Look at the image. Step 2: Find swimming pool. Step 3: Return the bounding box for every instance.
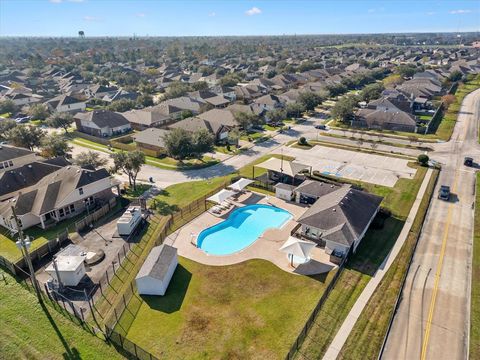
[197,204,292,255]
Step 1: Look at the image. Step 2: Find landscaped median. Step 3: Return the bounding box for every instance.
[470,172,480,360]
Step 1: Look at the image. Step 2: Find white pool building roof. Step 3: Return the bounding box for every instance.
[229,178,254,191]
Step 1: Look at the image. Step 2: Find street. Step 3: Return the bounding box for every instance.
[382,89,480,360]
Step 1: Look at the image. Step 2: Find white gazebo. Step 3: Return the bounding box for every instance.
[279,236,317,266]
[206,189,236,204]
[228,178,254,191]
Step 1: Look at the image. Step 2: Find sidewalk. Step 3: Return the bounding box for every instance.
[322,167,434,360]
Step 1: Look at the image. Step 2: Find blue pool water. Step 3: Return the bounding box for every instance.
[197,204,292,255]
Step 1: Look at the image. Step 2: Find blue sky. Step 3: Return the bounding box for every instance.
[0,0,479,37]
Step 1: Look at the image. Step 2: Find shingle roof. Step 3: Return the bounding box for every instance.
[0,145,34,163]
[75,110,130,129]
[298,185,382,246]
[136,244,177,280]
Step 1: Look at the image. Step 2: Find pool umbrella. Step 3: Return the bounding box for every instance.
[279,236,316,266]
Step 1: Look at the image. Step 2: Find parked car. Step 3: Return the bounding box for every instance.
[438,185,451,201]
[464,157,474,167]
[15,116,31,123]
[315,124,327,130]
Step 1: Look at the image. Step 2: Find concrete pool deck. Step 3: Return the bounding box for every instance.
[164,192,337,275]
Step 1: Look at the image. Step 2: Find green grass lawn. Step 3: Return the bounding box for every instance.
[338,168,438,360]
[121,257,334,360]
[0,272,125,360]
[0,214,82,263]
[470,172,480,359]
[122,184,152,199]
[71,137,219,170]
[0,112,11,118]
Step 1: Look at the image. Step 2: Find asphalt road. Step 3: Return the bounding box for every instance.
[382,89,480,360]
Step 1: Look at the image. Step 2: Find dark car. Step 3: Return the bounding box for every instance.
[438,185,450,201]
[464,157,474,167]
[315,124,327,130]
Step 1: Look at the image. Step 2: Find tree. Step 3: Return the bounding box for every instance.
[285,102,305,118]
[191,81,209,91]
[235,111,256,130]
[382,74,404,88]
[441,94,456,109]
[181,110,193,119]
[298,136,308,146]
[298,92,323,111]
[361,83,385,102]
[331,95,357,123]
[0,119,16,141]
[39,134,72,158]
[417,154,429,166]
[220,73,242,87]
[192,129,214,157]
[106,99,136,112]
[162,128,194,159]
[227,128,241,145]
[47,112,74,134]
[267,108,287,123]
[27,103,50,120]
[73,151,108,169]
[110,150,145,190]
[326,83,347,97]
[5,125,45,150]
[0,99,17,114]
[448,70,463,82]
[136,93,154,108]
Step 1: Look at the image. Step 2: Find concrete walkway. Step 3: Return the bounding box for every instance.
[322,167,434,360]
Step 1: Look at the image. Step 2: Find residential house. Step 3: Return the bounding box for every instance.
[74,110,132,137]
[296,183,382,255]
[46,94,86,113]
[132,128,170,156]
[122,108,171,130]
[0,145,37,173]
[353,103,418,133]
[0,161,116,231]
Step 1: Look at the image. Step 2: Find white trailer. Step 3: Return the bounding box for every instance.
[117,206,142,236]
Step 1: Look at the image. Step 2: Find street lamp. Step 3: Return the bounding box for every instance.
[12,206,42,301]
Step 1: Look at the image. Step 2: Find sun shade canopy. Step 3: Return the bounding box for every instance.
[255,157,310,177]
[206,189,236,204]
[228,178,254,191]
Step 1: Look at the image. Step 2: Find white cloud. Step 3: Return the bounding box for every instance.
[245,7,261,16]
[426,11,436,16]
[449,9,472,14]
[367,8,375,13]
[83,15,99,21]
[49,0,63,3]
[208,12,216,17]
[68,0,85,2]
[136,13,146,17]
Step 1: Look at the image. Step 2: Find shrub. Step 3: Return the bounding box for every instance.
[417,154,429,166]
[298,136,308,146]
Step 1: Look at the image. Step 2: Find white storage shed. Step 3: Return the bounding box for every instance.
[45,255,86,286]
[135,244,178,296]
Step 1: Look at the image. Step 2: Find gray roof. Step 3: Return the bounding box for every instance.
[75,110,130,129]
[294,180,340,198]
[133,128,169,149]
[136,244,177,281]
[0,145,34,162]
[298,185,382,246]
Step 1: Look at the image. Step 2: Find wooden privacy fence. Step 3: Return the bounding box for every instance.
[74,198,116,232]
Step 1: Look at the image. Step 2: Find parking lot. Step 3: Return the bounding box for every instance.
[283,144,417,187]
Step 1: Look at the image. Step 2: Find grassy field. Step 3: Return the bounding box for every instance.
[0,271,125,360]
[470,172,480,359]
[437,74,480,141]
[296,164,429,359]
[338,168,438,359]
[71,137,219,170]
[0,213,82,262]
[121,257,334,360]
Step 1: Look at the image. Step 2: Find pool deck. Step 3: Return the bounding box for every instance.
[164,191,337,275]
